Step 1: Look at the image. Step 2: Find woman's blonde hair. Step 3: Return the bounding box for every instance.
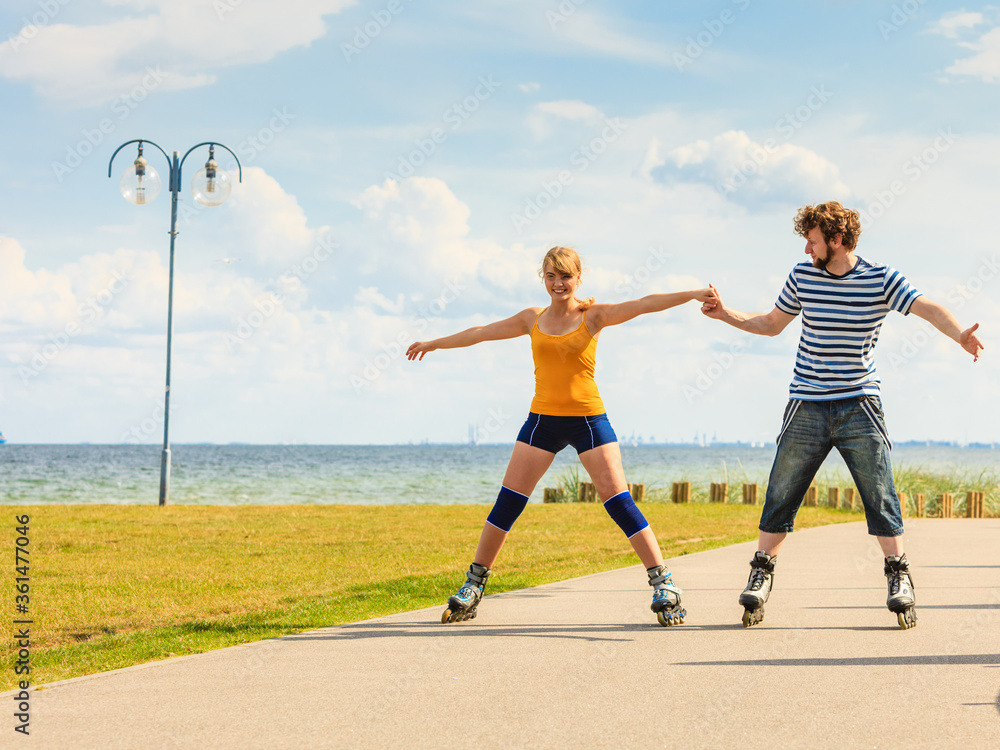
[539,246,594,310]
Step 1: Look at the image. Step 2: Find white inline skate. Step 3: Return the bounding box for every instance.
[739,551,776,628]
[884,554,917,630]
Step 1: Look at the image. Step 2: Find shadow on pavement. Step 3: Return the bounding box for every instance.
[284,622,645,643]
[679,654,1000,667]
[961,687,1000,715]
[281,620,905,643]
[806,603,1000,610]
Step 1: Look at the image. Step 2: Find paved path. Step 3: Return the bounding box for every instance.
[8,519,1000,749]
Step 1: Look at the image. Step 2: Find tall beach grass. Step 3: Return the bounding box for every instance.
[556,460,999,516]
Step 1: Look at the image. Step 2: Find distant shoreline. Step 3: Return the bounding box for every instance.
[0,441,997,449]
[2,444,996,506]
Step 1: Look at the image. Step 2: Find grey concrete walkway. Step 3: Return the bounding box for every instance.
[9,520,1000,749]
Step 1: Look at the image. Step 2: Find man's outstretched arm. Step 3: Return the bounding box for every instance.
[908,297,984,361]
[701,284,797,337]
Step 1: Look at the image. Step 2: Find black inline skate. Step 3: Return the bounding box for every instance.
[648,565,685,626]
[441,562,491,623]
[739,551,776,628]
[884,554,917,630]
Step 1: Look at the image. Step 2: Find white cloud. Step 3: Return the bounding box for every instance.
[929,9,1000,82]
[648,130,851,208]
[0,237,76,329]
[946,26,1000,82]
[455,2,675,66]
[928,10,985,39]
[351,176,541,317]
[535,100,603,121]
[220,167,330,266]
[0,0,356,106]
[637,137,665,180]
[518,82,541,93]
[0,231,354,442]
[551,10,675,66]
[0,235,257,340]
[527,99,606,140]
[353,177,469,258]
[354,287,405,314]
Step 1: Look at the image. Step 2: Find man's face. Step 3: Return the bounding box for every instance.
[804,226,831,269]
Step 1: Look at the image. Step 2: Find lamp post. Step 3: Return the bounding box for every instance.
[108,140,242,506]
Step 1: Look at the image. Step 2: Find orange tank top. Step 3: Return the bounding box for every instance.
[529,309,605,417]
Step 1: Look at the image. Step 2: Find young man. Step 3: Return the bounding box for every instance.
[701,201,984,630]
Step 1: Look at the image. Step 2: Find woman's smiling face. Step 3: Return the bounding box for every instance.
[542,262,580,302]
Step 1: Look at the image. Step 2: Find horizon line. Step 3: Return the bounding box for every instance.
[0,440,997,448]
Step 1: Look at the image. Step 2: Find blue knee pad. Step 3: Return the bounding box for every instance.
[604,490,649,539]
[486,486,529,532]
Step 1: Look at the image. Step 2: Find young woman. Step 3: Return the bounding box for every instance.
[406,246,716,626]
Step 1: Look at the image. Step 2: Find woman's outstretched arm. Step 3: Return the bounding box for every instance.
[406,307,541,360]
[588,288,717,332]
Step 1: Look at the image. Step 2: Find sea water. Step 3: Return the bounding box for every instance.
[0,443,996,505]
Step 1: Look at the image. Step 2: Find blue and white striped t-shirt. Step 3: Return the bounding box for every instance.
[775,258,922,400]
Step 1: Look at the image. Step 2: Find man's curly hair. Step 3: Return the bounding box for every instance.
[793,202,862,250]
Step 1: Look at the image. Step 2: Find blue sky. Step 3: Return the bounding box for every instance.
[0,0,997,445]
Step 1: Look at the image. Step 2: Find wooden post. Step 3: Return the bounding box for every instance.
[578,482,598,503]
[939,493,954,518]
[966,490,984,519]
[628,483,645,502]
[828,487,840,510]
[710,482,728,503]
[543,488,562,503]
[672,481,690,503]
[742,483,759,505]
[844,487,856,511]
[915,493,925,518]
[898,491,908,518]
[804,485,818,507]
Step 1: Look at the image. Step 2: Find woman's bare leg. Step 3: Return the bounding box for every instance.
[473,441,556,567]
[578,441,662,569]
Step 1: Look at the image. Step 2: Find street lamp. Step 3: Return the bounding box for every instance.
[108,140,242,506]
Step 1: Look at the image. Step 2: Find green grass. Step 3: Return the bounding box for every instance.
[891,463,999,516]
[0,502,859,690]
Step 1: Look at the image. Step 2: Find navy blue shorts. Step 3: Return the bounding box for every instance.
[515,412,617,455]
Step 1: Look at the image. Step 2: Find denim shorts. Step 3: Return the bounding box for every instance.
[516,412,617,455]
[759,395,904,537]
